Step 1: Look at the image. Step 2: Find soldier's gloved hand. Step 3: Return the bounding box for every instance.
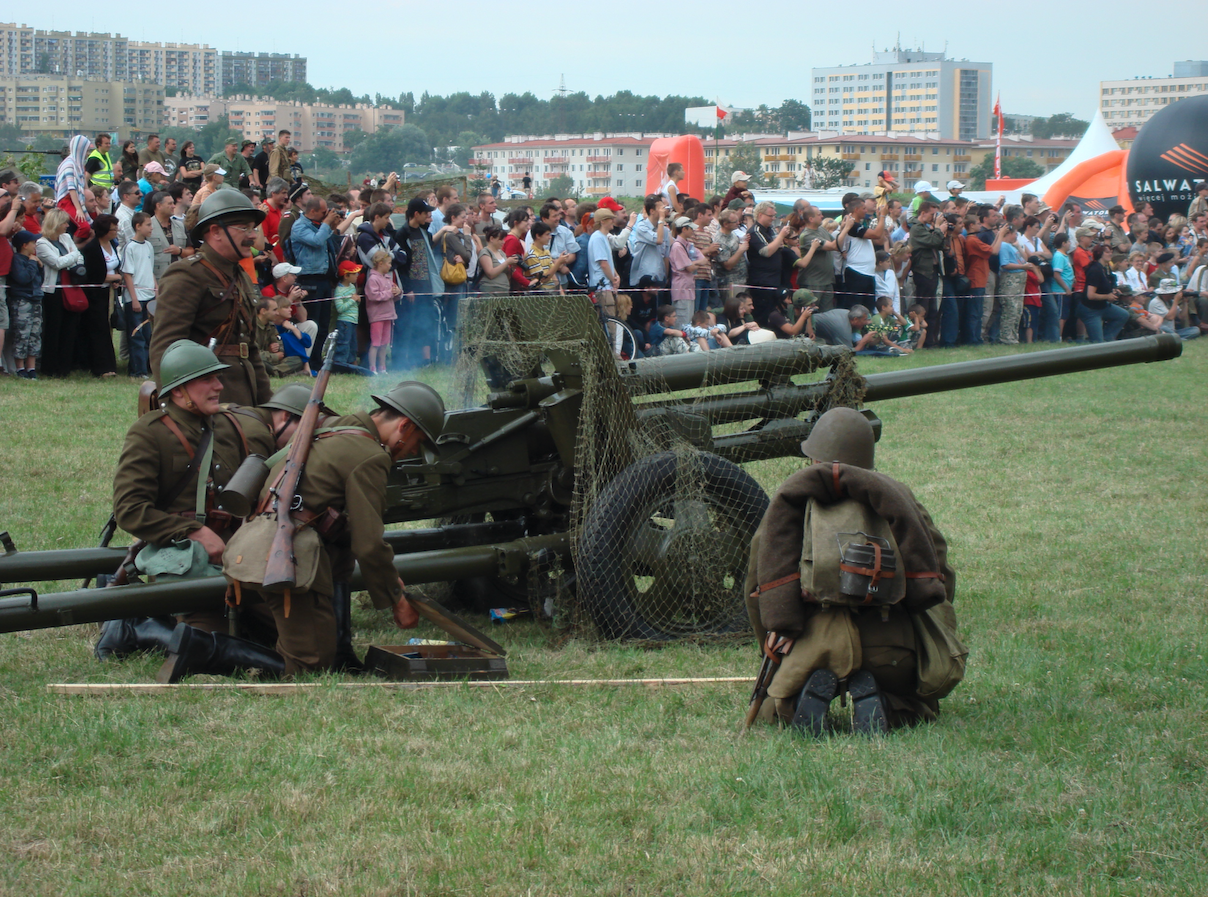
[187,526,226,564]
[392,582,418,630]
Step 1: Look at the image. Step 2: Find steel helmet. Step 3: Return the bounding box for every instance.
[371,381,446,442]
[800,407,875,470]
[260,383,336,418]
[159,339,228,394]
[188,188,266,242]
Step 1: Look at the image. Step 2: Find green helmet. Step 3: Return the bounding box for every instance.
[371,381,446,442]
[260,383,336,418]
[188,188,266,242]
[159,339,228,394]
[800,407,875,469]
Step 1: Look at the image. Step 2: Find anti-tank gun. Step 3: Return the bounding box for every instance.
[0,296,1184,642]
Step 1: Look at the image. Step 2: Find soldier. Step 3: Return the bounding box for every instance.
[745,407,965,734]
[158,381,447,682]
[97,357,318,660]
[149,191,272,408]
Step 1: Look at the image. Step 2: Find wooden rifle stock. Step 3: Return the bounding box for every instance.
[261,333,338,591]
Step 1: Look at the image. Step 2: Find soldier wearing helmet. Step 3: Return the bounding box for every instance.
[160,381,448,682]
[744,406,964,735]
[148,190,272,407]
[102,341,285,659]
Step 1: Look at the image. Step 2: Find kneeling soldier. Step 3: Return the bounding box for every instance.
[745,407,967,734]
[158,381,446,681]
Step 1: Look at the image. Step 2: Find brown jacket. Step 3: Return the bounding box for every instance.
[113,402,274,546]
[149,245,272,407]
[268,145,291,183]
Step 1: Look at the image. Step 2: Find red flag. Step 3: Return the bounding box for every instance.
[993,94,1003,179]
[716,105,728,120]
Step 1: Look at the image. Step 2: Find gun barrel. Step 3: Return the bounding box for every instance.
[0,533,569,635]
[623,341,851,392]
[862,334,1182,403]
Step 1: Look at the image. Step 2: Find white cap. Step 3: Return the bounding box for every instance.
[946,180,965,191]
[914,181,934,193]
[272,262,302,279]
[215,167,227,177]
[673,216,696,229]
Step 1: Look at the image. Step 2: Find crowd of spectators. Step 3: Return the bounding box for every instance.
[2,136,1205,379]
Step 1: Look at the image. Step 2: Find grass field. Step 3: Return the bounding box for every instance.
[1,339,1205,896]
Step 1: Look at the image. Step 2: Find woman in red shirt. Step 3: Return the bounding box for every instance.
[502,207,532,293]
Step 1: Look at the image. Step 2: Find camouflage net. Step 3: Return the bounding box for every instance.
[449,293,865,643]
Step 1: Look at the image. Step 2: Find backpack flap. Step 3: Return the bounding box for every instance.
[799,499,906,608]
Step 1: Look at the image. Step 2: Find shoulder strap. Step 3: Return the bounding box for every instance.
[264,426,375,468]
[159,414,194,460]
[220,409,250,458]
[155,418,214,511]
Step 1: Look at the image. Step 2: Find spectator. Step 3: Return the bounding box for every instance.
[263,261,317,340]
[1079,243,1129,343]
[260,177,290,262]
[521,221,559,293]
[113,180,142,252]
[18,182,43,234]
[808,304,879,351]
[629,194,670,287]
[136,161,168,199]
[85,133,116,190]
[168,181,192,221]
[588,207,621,317]
[252,137,274,194]
[795,206,838,312]
[209,139,251,192]
[395,196,444,367]
[689,203,720,312]
[939,212,967,347]
[118,210,155,377]
[649,303,693,355]
[183,165,226,234]
[239,141,258,190]
[289,196,342,366]
[287,148,304,187]
[746,201,794,324]
[77,212,121,378]
[55,134,94,240]
[176,141,204,192]
[275,182,312,259]
[685,309,732,350]
[908,201,947,343]
[721,171,751,209]
[1104,205,1132,264]
[660,163,685,215]
[995,226,1033,346]
[539,201,578,288]
[503,207,533,293]
[161,138,179,181]
[767,290,814,339]
[117,140,140,184]
[1120,251,1149,294]
[1049,232,1075,342]
[269,130,292,183]
[35,208,87,377]
[8,231,43,378]
[0,171,20,371]
[477,225,516,295]
[136,134,165,179]
[146,190,190,281]
[713,209,750,303]
[873,250,902,316]
[364,248,400,374]
[331,260,371,373]
[839,193,884,311]
[429,185,459,234]
[909,181,939,215]
[669,216,705,326]
[1148,278,1199,340]
[720,291,761,345]
[433,201,477,341]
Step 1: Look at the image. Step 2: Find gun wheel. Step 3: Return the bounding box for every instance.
[577,451,768,640]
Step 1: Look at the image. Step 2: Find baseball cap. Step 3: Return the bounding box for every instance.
[272,262,302,279]
[877,170,897,184]
[593,207,616,223]
[11,230,38,250]
[946,180,965,191]
[142,162,166,176]
[672,216,695,229]
[1075,226,1099,239]
[338,260,363,275]
[731,171,751,185]
[407,196,434,217]
[1155,277,1181,294]
[598,196,624,213]
[914,181,934,193]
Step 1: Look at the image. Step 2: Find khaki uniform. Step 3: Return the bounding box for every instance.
[254,316,305,377]
[114,401,276,632]
[149,245,272,407]
[250,410,404,674]
[268,145,291,183]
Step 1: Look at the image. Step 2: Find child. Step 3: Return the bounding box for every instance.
[867,295,911,354]
[7,231,44,379]
[364,248,400,375]
[873,250,902,316]
[905,303,928,350]
[649,304,696,355]
[685,309,732,351]
[332,260,372,375]
[522,221,559,292]
[120,211,155,378]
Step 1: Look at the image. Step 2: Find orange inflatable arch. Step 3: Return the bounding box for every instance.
[645,136,705,202]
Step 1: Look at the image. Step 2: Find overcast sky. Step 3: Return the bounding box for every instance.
[33,1,1208,120]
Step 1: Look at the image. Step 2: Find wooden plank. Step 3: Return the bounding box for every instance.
[48,677,755,696]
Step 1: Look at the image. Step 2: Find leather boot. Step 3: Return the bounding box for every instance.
[790,668,838,737]
[849,669,889,735]
[330,581,364,674]
[156,623,286,684]
[94,616,178,660]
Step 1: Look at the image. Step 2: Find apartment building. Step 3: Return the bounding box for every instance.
[471,136,663,195]
[0,74,163,136]
[1099,64,1208,129]
[165,95,406,152]
[0,23,304,97]
[217,52,306,92]
[810,47,992,141]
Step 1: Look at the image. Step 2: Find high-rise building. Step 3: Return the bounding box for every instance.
[810,47,992,141]
[0,74,163,136]
[217,52,307,91]
[1100,65,1208,129]
[126,41,217,95]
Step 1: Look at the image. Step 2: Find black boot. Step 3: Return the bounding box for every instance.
[156,623,286,684]
[849,670,889,735]
[330,582,364,674]
[94,616,178,660]
[791,669,838,736]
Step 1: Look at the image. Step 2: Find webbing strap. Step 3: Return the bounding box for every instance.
[751,571,801,598]
[193,421,215,526]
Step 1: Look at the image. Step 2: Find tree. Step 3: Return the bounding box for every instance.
[342,128,370,151]
[777,99,812,132]
[966,155,1045,190]
[305,147,339,172]
[805,157,854,190]
[349,124,433,175]
[1032,113,1089,139]
[447,131,486,168]
[549,174,575,197]
[712,142,766,192]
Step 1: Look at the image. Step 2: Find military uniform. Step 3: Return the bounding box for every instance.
[247,409,404,674]
[254,315,306,377]
[113,401,275,631]
[149,245,272,407]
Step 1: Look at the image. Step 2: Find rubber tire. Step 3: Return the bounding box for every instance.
[577,451,768,641]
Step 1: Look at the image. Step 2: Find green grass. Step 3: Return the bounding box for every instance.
[1,341,1206,895]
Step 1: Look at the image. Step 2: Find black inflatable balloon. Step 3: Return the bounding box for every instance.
[1127,94,1208,221]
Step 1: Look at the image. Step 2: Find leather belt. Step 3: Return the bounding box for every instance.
[213,343,250,359]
